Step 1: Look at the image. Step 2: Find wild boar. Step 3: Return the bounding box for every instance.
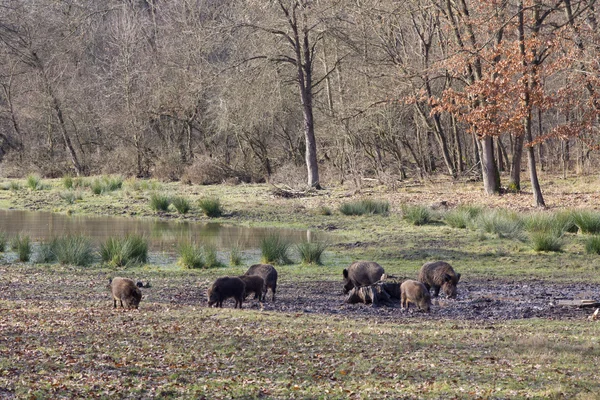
[418,261,461,298]
[207,276,246,308]
[239,274,266,302]
[400,280,431,312]
[245,264,278,302]
[342,261,385,294]
[108,277,142,309]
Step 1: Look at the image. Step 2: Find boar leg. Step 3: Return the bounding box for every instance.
[113,299,117,309]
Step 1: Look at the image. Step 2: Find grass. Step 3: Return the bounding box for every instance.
[11,234,32,262]
[26,174,44,191]
[171,196,191,214]
[52,235,95,266]
[0,232,6,252]
[229,245,243,266]
[529,232,563,252]
[524,211,575,236]
[62,175,73,189]
[177,242,205,269]
[91,176,123,195]
[204,244,225,268]
[443,205,482,229]
[339,199,389,216]
[149,193,171,212]
[296,241,328,265]
[198,196,222,218]
[260,234,292,265]
[572,210,600,234]
[584,235,600,255]
[401,204,432,225]
[476,209,525,240]
[59,190,83,204]
[100,234,148,267]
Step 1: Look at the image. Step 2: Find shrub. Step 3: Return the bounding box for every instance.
[171,196,191,214]
[52,235,94,266]
[178,242,205,269]
[26,174,43,191]
[572,210,600,234]
[296,241,328,265]
[585,235,600,255]
[401,204,431,226]
[149,193,171,212]
[529,232,563,252]
[62,175,73,189]
[12,234,32,262]
[261,234,292,265]
[476,209,525,240]
[59,190,83,204]
[100,234,148,267]
[198,197,222,218]
[339,199,390,216]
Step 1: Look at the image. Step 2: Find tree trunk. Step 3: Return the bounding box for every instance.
[479,136,500,195]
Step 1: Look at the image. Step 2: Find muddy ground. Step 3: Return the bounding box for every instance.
[2,268,598,321]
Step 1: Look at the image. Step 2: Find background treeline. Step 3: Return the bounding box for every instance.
[0,0,598,192]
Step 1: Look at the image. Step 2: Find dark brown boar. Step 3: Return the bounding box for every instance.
[108,277,142,309]
[238,275,266,302]
[245,264,278,302]
[342,261,385,294]
[400,280,431,312]
[418,261,461,298]
[207,276,245,308]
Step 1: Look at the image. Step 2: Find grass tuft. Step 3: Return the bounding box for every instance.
[476,209,525,240]
[198,197,223,218]
[100,234,148,267]
[572,210,600,234]
[339,199,389,216]
[401,204,432,226]
[584,235,600,255]
[59,190,83,204]
[26,174,44,191]
[149,193,171,212]
[529,232,563,252]
[62,175,73,189]
[524,212,575,236]
[443,206,482,229]
[0,232,6,252]
[12,234,32,262]
[296,241,328,265]
[204,244,225,268]
[52,235,94,266]
[171,196,191,214]
[177,242,205,269]
[261,234,292,265]
[229,245,243,266]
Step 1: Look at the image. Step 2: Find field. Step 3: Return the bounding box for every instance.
[1,175,600,398]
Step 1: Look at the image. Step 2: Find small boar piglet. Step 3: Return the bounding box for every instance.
[418,261,461,299]
[108,277,142,309]
[238,275,266,302]
[343,261,385,294]
[207,276,246,309]
[400,280,431,312]
[244,264,278,302]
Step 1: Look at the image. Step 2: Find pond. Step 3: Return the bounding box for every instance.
[0,209,328,264]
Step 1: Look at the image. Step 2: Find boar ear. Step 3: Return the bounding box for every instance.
[343,269,349,279]
[456,273,461,283]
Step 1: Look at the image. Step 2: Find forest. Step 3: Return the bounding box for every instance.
[1,0,599,204]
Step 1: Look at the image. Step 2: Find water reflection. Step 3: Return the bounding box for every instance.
[0,209,326,253]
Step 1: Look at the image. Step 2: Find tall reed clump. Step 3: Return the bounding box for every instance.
[198,197,223,218]
[149,193,171,212]
[401,204,432,226]
[476,209,525,240]
[443,206,482,229]
[529,232,563,252]
[339,199,390,216]
[0,232,6,252]
[26,174,43,191]
[100,234,148,267]
[296,241,328,265]
[572,210,600,234]
[585,235,600,255]
[171,196,191,214]
[52,235,95,266]
[260,234,292,265]
[12,234,32,262]
[178,242,205,269]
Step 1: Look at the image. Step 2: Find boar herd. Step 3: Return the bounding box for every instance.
[108,259,459,314]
